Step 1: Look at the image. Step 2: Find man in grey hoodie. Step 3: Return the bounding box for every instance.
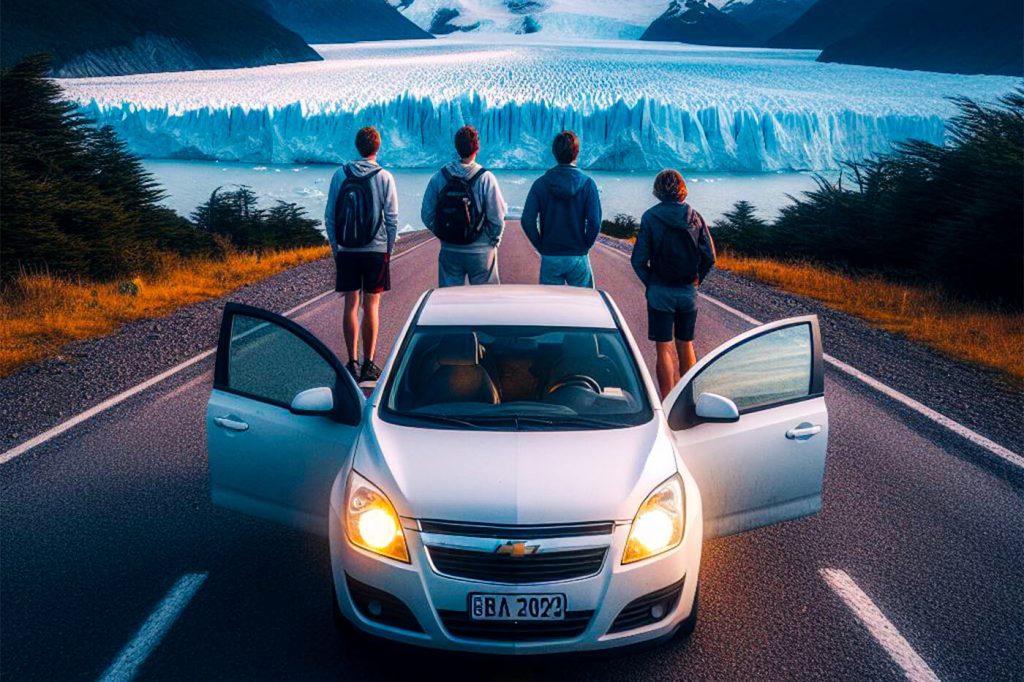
[324,126,399,384]
[421,125,507,287]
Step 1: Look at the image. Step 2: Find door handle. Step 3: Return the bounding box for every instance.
[786,423,821,440]
[214,416,249,432]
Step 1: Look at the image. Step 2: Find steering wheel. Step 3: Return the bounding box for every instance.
[546,374,602,395]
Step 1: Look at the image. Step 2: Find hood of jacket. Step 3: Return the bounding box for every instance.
[647,201,694,232]
[347,158,382,178]
[442,160,482,179]
[543,164,590,200]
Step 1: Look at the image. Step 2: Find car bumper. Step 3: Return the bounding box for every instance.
[327,500,702,654]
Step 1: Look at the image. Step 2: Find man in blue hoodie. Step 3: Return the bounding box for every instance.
[521,131,602,288]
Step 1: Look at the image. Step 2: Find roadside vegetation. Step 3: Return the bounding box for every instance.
[0,57,329,376]
[601,92,1024,380]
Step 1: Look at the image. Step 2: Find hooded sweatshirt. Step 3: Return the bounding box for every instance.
[631,201,716,289]
[421,160,507,253]
[324,158,399,254]
[521,164,602,257]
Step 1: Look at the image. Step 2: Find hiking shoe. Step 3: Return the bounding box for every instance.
[360,360,382,383]
[345,360,360,382]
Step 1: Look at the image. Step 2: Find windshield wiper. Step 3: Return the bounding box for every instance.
[405,413,483,429]
[466,414,624,430]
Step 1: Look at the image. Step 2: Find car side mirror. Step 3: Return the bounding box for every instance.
[290,386,335,416]
[694,392,740,423]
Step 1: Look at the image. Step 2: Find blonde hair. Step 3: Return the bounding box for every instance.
[653,169,688,203]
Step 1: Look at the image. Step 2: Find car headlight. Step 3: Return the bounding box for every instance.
[344,470,409,563]
[622,474,685,564]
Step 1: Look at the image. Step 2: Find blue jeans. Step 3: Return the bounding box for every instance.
[539,255,594,288]
[438,248,499,287]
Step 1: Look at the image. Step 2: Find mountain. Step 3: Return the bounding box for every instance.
[765,0,891,49]
[640,0,754,47]
[719,0,815,44]
[257,0,432,43]
[818,0,1023,76]
[0,0,320,77]
[388,0,668,39]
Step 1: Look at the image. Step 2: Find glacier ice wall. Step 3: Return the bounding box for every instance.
[78,95,947,171]
[61,40,1018,172]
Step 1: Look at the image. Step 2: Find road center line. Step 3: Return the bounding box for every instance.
[596,242,1023,469]
[821,568,941,682]
[97,572,208,682]
[0,237,437,466]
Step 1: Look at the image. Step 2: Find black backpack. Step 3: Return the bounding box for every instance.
[433,166,488,245]
[334,165,383,248]
[653,208,703,286]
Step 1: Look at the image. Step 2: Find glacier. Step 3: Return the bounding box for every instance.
[60,39,1020,172]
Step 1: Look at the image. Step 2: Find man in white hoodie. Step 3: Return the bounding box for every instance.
[421,125,507,287]
[324,126,399,384]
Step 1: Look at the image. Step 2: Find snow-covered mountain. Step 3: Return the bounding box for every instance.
[388,0,670,39]
[0,0,320,77]
[720,0,815,44]
[640,0,753,47]
[258,0,432,43]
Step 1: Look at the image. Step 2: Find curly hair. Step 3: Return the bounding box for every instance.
[653,169,688,203]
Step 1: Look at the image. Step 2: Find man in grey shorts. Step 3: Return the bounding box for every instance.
[631,169,716,399]
[421,125,507,287]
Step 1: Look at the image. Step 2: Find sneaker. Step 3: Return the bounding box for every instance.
[360,360,382,383]
[345,360,360,382]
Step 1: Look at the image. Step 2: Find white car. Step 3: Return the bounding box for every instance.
[207,285,827,654]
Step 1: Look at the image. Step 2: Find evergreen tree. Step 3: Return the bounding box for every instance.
[0,56,219,281]
[712,200,770,253]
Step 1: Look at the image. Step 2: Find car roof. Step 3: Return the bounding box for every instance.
[417,285,617,329]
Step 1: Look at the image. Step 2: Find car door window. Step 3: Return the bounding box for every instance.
[226,313,337,406]
[692,323,812,412]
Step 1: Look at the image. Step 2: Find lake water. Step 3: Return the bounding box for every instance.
[145,159,821,233]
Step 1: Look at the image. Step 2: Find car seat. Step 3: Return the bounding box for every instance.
[421,332,500,406]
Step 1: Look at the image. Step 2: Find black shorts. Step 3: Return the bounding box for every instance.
[648,305,697,343]
[335,251,390,293]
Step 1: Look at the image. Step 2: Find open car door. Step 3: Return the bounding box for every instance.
[665,315,828,539]
[206,303,364,535]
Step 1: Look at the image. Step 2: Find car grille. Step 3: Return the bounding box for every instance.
[437,609,594,641]
[608,578,685,634]
[427,546,607,584]
[420,519,614,539]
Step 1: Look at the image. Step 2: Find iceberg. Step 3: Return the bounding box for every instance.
[61,39,1019,172]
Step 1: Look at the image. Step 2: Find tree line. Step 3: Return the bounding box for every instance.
[713,91,1023,308]
[0,57,325,284]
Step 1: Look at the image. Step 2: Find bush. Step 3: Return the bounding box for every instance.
[601,213,639,240]
[715,90,1024,307]
[191,186,325,251]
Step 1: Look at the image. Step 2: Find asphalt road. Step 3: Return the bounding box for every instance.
[2,226,1022,681]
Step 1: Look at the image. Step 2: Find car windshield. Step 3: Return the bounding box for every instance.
[380,325,653,430]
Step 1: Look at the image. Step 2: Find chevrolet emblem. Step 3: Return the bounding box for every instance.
[495,541,539,557]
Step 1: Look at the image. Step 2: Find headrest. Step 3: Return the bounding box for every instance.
[561,333,600,358]
[436,333,480,367]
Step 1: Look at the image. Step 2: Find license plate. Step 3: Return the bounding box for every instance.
[470,593,567,621]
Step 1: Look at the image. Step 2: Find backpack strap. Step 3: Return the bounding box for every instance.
[342,164,354,180]
[440,166,454,183]
[466,167,488,185]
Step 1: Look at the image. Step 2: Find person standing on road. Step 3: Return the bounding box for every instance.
[421,125,507,287]
[324,126,399,385]
[521,130,602,288]
[631,169,716,399]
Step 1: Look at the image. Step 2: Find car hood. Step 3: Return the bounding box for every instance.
[352,413,676,524]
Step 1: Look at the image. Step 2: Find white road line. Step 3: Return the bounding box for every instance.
[97,572,208,682]
[597,242,1023,469]
[821,568,941,682]
[0,236,437,466]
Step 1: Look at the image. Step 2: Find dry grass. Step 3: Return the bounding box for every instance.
[0,246,331,377]
[716,252,1024,381]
